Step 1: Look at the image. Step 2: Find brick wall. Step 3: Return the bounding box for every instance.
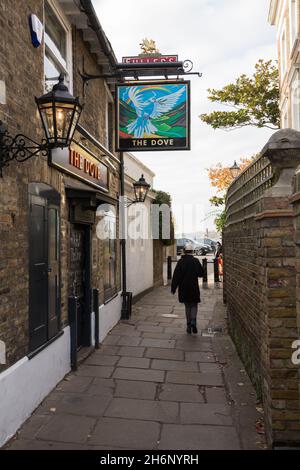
[0,1,120,372]
[0,0,45,371]
[224,218,264,395]
[224,129,300,447]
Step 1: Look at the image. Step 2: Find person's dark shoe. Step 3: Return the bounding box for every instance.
[186,325,192,334]
[192,326,198,334]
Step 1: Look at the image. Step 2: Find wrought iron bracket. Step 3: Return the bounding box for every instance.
[124,198,137,208]
[116,194,141,208]
[0,121,48,177]
[78,56,202,96]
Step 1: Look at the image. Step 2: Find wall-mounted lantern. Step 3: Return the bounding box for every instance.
[0,74,82,176]
[133,174,151,203]
[123,174,151,208]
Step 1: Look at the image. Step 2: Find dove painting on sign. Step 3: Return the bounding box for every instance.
[116,81,190,152]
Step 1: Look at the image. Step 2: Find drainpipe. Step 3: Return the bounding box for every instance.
[119,152,128,319]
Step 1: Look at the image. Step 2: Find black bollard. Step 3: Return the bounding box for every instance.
[93,288,100,349]
[68,296,78,371]
[202,258,208,284]
[167,256,172,280]
[122,292,133,319]
[214,257,220,283]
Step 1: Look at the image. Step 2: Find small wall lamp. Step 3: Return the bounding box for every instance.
[229,160,241,179]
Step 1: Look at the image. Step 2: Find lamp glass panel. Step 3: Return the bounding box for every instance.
[55,103,74,144]
[231,168,239,178]
[67,107,81,142]
[134,185,146,202]
[40,104,54,141]
[134,186,140,202]
[139,188,145,201]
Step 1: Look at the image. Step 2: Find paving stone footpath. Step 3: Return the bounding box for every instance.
[5,281,266,450]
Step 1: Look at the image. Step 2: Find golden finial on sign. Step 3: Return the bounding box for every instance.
[139,38,160,55]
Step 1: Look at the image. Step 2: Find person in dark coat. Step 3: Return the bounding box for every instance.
[171,244,204,334]
[215,242,222,258]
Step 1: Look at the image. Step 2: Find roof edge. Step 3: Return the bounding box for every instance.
[79,0,118,69]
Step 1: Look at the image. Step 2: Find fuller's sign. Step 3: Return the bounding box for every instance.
[122,55,178,64]
[50,142,109,191]
[116,81,190,152]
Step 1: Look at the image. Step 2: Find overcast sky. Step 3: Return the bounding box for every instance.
[93,0,277,234]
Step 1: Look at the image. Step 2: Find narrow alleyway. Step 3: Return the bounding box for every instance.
[5,275,266,450]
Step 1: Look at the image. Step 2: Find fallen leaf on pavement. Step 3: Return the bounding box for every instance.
[256,406,264,414]
[255,419,265,435]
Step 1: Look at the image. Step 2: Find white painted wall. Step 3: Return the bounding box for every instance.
[124,153,155,298]
[98,293,122,343]
[124,153,155,188]
[126,240,154,297]
[126,198,154,297]
[0,327,70,447]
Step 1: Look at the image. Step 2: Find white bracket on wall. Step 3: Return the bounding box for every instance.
[0,80,6,105]
[0,340,6,364]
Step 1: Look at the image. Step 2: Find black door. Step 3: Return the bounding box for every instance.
[29,195,48,351]
[69,225,90,349]
[29,186,60,353]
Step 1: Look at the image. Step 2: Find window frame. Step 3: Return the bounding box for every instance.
[290,68,300,130]
[280,22,288,81]
[289,0,299,52]
[281,99,289,128]
[44,0,73,93]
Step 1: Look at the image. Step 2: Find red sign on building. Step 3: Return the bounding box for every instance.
[122,55,178,64]
[50,142,109,191]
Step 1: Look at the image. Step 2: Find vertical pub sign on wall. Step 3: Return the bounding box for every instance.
[116,81,190,152]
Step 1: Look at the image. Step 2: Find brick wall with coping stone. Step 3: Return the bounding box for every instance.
[224,129,300,447]
[0,1,121,373]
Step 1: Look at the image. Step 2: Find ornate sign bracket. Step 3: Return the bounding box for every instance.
[79,47,201,96]
[80,59,201,84]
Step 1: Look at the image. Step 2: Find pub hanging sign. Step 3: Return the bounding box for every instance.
[116,81,190,152]
[50,142,109,191]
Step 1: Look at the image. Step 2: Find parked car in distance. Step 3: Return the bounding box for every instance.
[197,238,219,253]
[195,239,212,253]
[176,238,208,256]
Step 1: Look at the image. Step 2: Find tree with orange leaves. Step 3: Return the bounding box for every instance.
[208,158,253,195]
[208,156,255,231]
